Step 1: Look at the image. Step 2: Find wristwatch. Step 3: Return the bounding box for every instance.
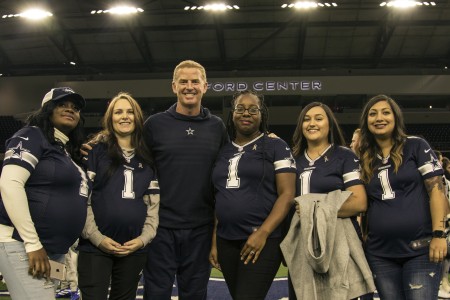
[431,230,447,238]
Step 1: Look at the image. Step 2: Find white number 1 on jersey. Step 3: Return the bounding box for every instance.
[122,169,135,199]
[378,169,395,200]
[299,170,313,195]
[227,153,244,188]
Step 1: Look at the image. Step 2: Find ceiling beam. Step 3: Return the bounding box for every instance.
[240,15,297,61]
[45,18,83,66]
[3,19,450,40]
[213,15,227,64]
[6,56,445,76]
[126,18,154,72]
[372,12,397,68]
[0,42,12,75]
[296,16,309,69]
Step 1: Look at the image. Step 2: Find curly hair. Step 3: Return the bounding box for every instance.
[359,94,407,183]
[226,90,269,141]
[292,102,346,158]
[26,101,85,165]
[89,92,154,178]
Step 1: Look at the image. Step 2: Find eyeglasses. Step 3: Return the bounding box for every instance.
[56,101,81,113]
[233,106,261,115]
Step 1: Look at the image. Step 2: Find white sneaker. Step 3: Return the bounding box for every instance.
[439,288,450,299]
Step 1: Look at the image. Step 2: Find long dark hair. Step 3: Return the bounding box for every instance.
[26,101,85,165]
[226,90,269,140]
[89,92,154,178]
[359,94,407,183]
[292,102,346,158]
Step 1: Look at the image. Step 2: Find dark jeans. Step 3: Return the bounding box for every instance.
[366,252,442,300]
[143,225,213,300]
[78,251,146,300]
[217,236,282,300]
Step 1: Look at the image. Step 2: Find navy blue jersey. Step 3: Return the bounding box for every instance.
[78,143,159,253]
[296,145,362,195]
[365,137,444,258]
[296,145,363,236]
[212,134,296,240]
[0,126,88,254]
[144,104,228,228]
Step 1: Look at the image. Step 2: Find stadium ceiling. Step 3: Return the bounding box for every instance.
[0,0,450,78]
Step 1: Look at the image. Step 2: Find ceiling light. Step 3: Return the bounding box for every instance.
[380,1,436,7]
[109,6,143,14]
[2,8,52,20]
[20,8,52,20]
[281,2,338,9]
[184,3,239,11]
[205,4,226,10]
[70,61,76,65]
[91,6,144,15]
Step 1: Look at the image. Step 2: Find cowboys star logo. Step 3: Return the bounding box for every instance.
[186,127,195,135]
[10,141,29,160]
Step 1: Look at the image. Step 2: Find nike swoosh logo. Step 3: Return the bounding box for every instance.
[17,136,29,141]
[424,149,431,153]
[354,159,359,162]
[286,147,290,151]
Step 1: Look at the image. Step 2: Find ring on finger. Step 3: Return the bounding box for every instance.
[250,251,255,255]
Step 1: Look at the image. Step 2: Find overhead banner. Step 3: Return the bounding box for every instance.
[207,80,322,92]
[41,74,450,98]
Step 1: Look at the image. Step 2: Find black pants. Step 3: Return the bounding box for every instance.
[78,251,147,300]
[143,225,213,300]
[217,236,282,300]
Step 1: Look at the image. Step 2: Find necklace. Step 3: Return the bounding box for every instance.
[305,144,332,166]
[122,148,135,163]
[377,153,390,164]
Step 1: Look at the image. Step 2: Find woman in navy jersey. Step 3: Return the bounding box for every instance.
[359,95,448,300]
[0,87,88,300]
[77,93,160,300]
[289,102,368,299]
[209,90,296,299]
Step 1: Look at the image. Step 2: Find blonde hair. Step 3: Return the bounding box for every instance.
[173,60,207,82]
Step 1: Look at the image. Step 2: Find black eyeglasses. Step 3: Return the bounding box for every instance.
[233,106,261,115]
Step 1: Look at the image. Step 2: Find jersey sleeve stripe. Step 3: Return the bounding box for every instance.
[274,159,296,171]
[418,163,435,176]
[343,171,360,183]
[149,180,159,190]
[4,150,39,169]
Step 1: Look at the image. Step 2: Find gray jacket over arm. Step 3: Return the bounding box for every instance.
[280,190,375,300]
